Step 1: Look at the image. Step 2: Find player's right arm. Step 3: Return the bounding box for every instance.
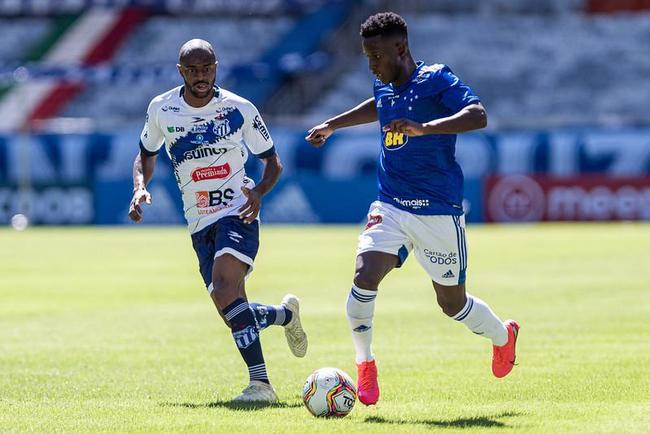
[129,151,156,223]
[129,99,165,223]
[305,97,377,147]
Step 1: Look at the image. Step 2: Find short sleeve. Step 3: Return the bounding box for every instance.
[423,65,480,113]
[241,102,275,158]
[139,100,164,156]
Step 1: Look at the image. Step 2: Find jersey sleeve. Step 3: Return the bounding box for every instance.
[424,65,481,113]
[139,100,164,156]
[241,101,275,159]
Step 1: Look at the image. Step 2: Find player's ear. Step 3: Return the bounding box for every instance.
[176,63,184,78]
[395,38,407,57]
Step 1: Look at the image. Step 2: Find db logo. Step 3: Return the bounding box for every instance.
[365,214,383,230]
[383,130,408,150]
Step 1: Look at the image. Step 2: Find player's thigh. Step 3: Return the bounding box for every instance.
[409,214,467,287]
[212,216,260,290]
[190,223,218,289]
[356,201,412,289]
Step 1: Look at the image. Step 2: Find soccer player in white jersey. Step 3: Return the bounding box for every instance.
[128,39,307,403]
[306,13,519,405]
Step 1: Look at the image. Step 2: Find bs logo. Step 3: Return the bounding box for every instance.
[383,130,408,150]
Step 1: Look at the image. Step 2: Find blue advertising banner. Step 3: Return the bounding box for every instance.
[1,126,649,225]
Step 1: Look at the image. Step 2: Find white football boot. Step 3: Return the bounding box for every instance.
[281,294,308,358]
[232,380,279,403]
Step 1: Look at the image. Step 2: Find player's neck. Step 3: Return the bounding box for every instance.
[392,57,417,88]
[183,88,214,108]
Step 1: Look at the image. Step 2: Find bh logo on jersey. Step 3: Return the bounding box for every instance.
[382,130,409,150]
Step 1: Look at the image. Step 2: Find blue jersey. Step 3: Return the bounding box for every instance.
[374,62,480,215]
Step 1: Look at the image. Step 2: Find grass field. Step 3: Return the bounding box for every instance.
[1,223,649,433]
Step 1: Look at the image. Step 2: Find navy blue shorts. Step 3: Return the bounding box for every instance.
[190,216,260,290]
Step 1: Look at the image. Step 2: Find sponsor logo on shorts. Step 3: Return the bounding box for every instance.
[167,126,185,133]
[442,269,456,278]
[191,163,231,182]
[228,230,242,243]
[393,197,430,209]
[424,249,458,265]
[365,214,383,230]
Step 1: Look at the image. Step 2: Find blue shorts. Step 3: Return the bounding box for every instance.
[190,216,260,291]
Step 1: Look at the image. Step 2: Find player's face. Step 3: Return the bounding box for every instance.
[178,53,217,99]
[362,35,402,84]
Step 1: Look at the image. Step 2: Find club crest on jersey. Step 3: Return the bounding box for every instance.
[213,119,231,138]
[383,130,408,150]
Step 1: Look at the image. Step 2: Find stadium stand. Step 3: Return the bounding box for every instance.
[310,10,650,128]
[59,16,295,128]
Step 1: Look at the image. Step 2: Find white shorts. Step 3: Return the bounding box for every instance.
[357,201,467,285]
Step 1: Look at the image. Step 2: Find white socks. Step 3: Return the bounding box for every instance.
[346,285,377,363]
[453,294,508,346]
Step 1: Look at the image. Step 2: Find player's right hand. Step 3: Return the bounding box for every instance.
[128,188,152,223]
[305,122,334,148]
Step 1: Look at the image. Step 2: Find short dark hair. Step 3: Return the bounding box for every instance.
[360,12,407,38]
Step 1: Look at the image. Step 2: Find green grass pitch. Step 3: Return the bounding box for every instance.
[1,223,649,433]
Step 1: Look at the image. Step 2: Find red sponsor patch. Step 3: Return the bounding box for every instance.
[365,214,383,230]
[191,163,231,182]
[195,191,209,208]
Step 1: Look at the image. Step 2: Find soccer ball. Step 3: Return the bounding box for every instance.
[302,367,357,417]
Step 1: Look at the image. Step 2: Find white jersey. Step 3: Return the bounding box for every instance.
[140,86,275,233]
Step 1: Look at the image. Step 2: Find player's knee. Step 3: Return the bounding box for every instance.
[210,275,240,307]
[437,293,466,317]
[353,269,382,290]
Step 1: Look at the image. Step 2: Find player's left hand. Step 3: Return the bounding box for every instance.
[238,187,262,224]
[383,118,426,136]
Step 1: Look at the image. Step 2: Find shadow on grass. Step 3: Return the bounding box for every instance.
[161,400,303,411]
[364,411,521,428]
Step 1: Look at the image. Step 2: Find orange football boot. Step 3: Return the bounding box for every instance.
[356,360,379,405]
[492,320,520,378]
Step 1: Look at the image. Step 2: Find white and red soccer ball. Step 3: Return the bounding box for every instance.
[302,367,357,418]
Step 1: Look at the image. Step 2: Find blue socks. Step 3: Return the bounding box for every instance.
[250,303,292,330]
[223,298,269,384]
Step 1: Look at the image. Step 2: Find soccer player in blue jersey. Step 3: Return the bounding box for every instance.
[128,39,307,402]
[306,12,519,405]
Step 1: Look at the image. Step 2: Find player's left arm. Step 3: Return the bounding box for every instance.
[238,101,283,223]
[384,102,487,136]
[238,154,283,224]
